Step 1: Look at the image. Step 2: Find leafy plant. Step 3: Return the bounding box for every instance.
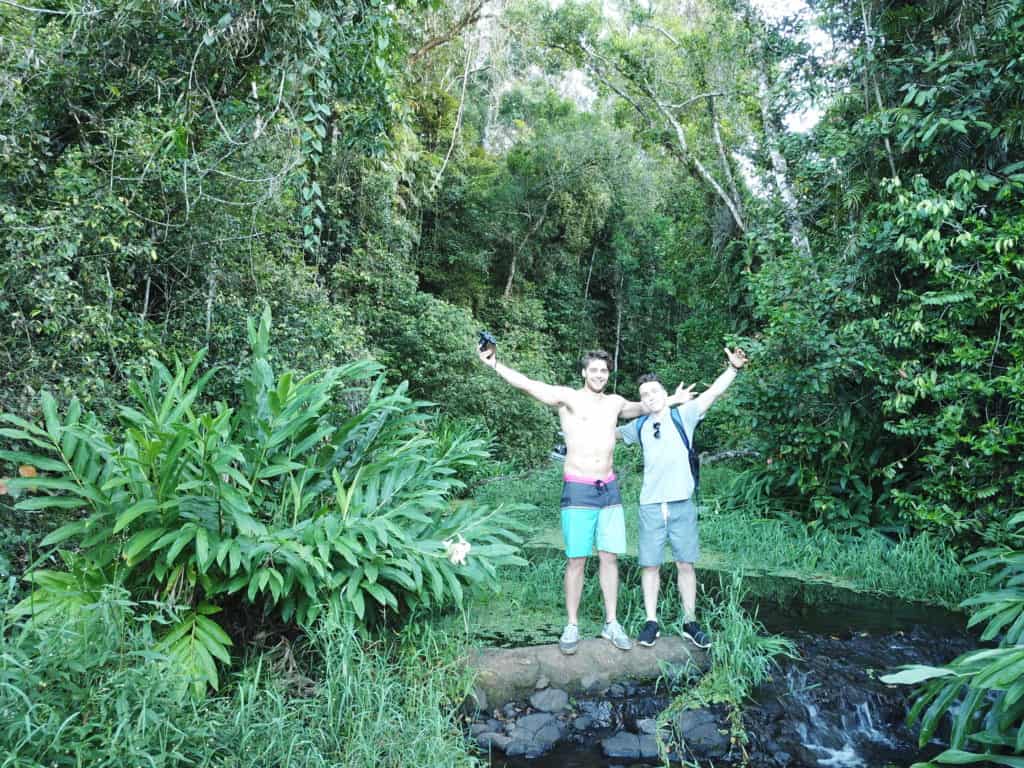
[0,584,219,766]
[1,309,527,695]
[882,511,1024,765]
[656,575,797,761]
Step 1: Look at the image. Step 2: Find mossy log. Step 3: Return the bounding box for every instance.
[468,638,708,712]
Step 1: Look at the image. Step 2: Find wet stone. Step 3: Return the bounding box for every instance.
[572,715,593,731]
[529,687,569,713]
[636,717,658,735]
[676,708,730,757]
[608,683,626,698]
[639,733,659,759]
[505,712,564,758]
[534,675,549,690]
[475,732,511,751]
[602,731,640,759]
[579,699,613,726]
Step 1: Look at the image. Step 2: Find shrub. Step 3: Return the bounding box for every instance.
[0,585,217,766]
[882,510,1024,766]
[1,309,527,695]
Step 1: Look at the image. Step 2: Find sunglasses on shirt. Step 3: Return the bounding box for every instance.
[653,422,661,439]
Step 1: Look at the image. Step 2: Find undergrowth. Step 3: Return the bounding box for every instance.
[0,585,480,768]
[655,575,797,767]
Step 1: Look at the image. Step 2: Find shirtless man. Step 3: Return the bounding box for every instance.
[478,345,685,654]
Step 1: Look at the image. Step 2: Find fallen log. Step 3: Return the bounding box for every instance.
[468,637,709,712]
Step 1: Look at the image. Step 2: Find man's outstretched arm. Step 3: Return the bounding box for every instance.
[694,347,748,416]
[619,383,696,419]
[478,347,574,409]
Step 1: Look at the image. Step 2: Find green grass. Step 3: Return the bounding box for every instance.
[652,576,798,764]
[217,618,481,768]
[696,464,983,609]
[0,586,481,768]
[472,459,983,617]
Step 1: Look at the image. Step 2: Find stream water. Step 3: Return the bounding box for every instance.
[477,572,977,768]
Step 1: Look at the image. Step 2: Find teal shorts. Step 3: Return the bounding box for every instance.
[560,476,626,558]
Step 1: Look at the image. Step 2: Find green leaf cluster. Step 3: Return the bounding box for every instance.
[2,309,526,695]
[882,512,1024,766]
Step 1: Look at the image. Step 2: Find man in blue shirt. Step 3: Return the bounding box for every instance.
[618,347,748,649]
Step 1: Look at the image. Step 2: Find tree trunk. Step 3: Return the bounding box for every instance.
[755,62,812,262]
[707,95,743,218]
[503,196,552,298]
[860,0,898,178]
[613,272,624,393]
[584,245,598,301]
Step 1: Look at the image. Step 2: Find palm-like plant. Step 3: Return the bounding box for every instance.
[2,309,526,696]
[882,511,1024,766]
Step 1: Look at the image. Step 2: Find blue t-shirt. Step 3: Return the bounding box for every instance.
[619,401,703,505]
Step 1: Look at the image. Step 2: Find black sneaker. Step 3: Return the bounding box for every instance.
[637,620,660,647]
[682,621,711,649]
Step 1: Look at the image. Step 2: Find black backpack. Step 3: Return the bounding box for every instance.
[636,407,700,494]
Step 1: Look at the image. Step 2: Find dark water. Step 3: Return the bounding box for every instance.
[481,574,975,768]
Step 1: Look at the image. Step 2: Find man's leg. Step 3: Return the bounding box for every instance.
[676,561,697,621]
[565,556,586,625]
[636,502,667,647]
[560,504,599,627]
[597,550,619,623]
[595,496,631,649]
[642,566,661,622]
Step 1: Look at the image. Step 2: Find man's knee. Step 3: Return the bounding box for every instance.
[676,561,695,575]
[566,556,587,574]
[597,550,618,564]
[643,565,660,576]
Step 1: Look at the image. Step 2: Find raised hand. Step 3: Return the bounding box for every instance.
[478,346,497,367]
[675,382,696,402]
[725,347,748,370]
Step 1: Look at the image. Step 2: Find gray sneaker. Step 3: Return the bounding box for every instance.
[601,620,633,651]
[559,624,580,655]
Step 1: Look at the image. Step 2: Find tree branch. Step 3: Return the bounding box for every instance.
[430,40,474,193]
[0,0,98,14]
[409,1,485,66]
[707,95,743,218]
[642,81,747,233]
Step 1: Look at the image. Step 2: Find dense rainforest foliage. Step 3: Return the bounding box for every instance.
[1,0,1023,763]
[3,0,1020,547]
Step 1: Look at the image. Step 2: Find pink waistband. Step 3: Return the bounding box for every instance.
[563,471,616,485]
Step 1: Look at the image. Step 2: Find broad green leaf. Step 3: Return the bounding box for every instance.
[934,751,1024,766]
[0,451,69,472]
[881,666,959,685]
[195,527,210,570]
[124,527,168,563]
[16,496,88,511]
[41,391,60,441]
[40,520,90,547]
[113,498,160,533]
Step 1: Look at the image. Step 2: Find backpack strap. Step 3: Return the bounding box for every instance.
[671,406,701,494]
[669,407,691,453]
[636,414,650,451]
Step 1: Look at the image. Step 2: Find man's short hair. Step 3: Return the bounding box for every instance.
[580,350,613,371]
[637,372,662,387]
